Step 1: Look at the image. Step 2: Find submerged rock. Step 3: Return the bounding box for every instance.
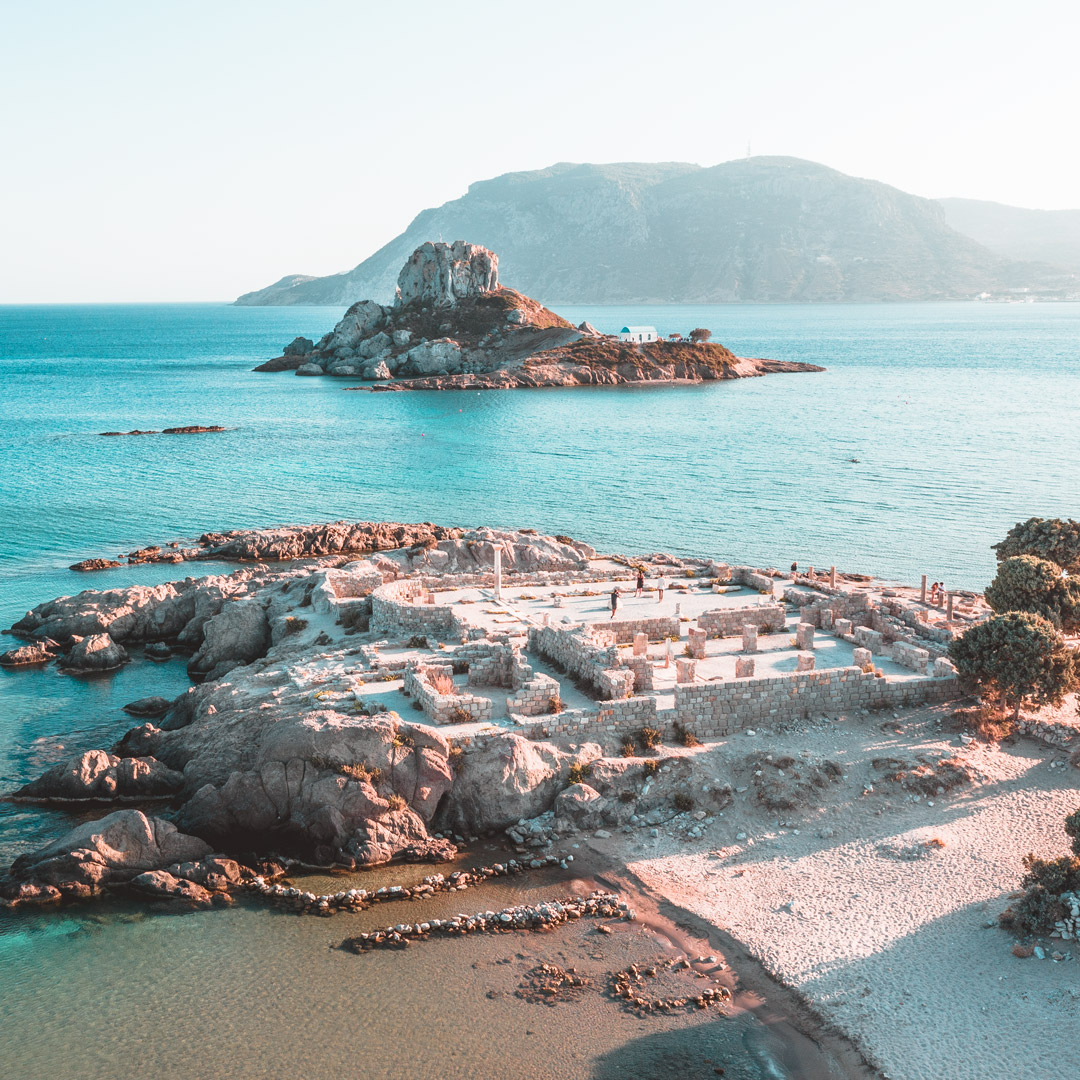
[123,695,174,718]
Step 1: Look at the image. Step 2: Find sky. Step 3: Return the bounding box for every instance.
[1,0,1078,302]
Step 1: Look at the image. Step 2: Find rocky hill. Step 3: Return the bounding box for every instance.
[235,157,1072,305]
[254,240,822,390]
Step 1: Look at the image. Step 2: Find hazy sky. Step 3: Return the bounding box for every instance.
[2,0,1077,302]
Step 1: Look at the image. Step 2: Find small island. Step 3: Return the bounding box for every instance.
[256,241,824,390]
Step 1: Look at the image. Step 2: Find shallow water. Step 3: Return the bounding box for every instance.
[0,868,841,1080]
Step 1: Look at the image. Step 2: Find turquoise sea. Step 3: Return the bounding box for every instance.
[0,300,1077,1078]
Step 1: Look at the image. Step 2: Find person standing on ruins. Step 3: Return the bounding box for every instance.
[657,577,666,603]
[635,568,645,597]
[610,586,620,619]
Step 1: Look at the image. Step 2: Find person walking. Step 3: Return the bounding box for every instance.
[610,586,620,619]
[635,569,645,597]
[657,577,666,603]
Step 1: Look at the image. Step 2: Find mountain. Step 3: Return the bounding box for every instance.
[235,157,1072,306]
[938,198,1080,272]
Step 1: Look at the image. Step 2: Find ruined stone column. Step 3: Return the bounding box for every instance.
[735,657,755,678]
[742,624,759,653]
[676,658,696,683]
[920,575,927,603]
[853,646,872,668]
[796,623,815,650]
[947,592,954,621]
[688,627,707,660]
[830,566,837,588]
[633,632,647,656]
[797,653,815,672]
[494,546,502,600]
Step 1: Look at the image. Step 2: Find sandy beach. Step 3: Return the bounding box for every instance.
[614,697,1080,1080]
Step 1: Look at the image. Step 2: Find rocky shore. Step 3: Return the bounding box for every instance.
[256,240,824,390]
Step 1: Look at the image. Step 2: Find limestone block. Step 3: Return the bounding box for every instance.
[934,657,958,677]
[735,658,755,678]
[820,609,835,631]
[799,607,819,628]
[796,623,815,650]
[676,658,696,684]
[742,624,759,653]
[688,627,707,660]
[797,653,815,671]
[633,632,647,656]
[854,627,883,652]
[834,618,853,637]
[852,647,872,668]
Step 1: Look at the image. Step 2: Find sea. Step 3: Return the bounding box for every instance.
[0,300,1077,1078]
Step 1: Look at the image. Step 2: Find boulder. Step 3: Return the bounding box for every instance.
[392,329,411,346]
[296,363,324,376]
[357,331,391,359]
[172,713,454,865]
[395,241,499,307]
[402,339,462,376]
[187,598,270,681]
[282,336,314,357]
[123,696,173,718]
[363,360,392,381]
[144,642,172,660]
[60,633,128,673]
[325,361,362,376]
[9,810,211,886]
[129,870,214,905]
[553,782,607,830]
[436,733,568,834]
[0,641,58,667]
[322,299,386,351]
[14,750,183,801]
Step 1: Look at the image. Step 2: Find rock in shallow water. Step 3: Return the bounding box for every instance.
[60,633,128,673]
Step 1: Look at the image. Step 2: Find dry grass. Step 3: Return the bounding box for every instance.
[429,672,455,696]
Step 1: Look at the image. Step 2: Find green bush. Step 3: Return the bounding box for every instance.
[568,761,593,785]
[949,612,1077,718]
[984,555,1080,631]
[994,517,1080,573]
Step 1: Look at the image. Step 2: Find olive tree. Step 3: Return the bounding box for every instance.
[949,612,1077,719]
[688,328,712,343]
[984,554,1080,631]
[993,517,1080,573]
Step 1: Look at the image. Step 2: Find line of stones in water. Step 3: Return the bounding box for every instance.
[339,890,633,951]
[244,852,575,916]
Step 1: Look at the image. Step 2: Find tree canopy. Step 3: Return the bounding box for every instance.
[984,554,1080,631]
[993,517,1080,573]
[949,611,1077,717]
[688,328,712,343]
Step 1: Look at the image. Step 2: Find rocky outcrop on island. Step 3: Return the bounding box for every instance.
[236,157,1077,306]
[99,426,226,436]
[254,240,823,390]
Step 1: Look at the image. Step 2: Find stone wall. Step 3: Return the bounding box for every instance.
[403,661,493,724]
[696,603,786,637]
[527,624,631,700]
[371,579,460,637]
[587,616,680,645]
[733,567,777,594]
[506,672,561,716]
[671,668,960,738]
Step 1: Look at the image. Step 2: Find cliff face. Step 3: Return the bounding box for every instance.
[235,157,1061,305]
[253,241,822,389]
